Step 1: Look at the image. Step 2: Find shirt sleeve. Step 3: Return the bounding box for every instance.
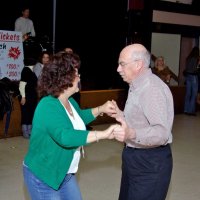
[14,19,20,32]
[134,85,173,146]
[19,81,26,97]
[33,63,42,78]
[30,20,36,37]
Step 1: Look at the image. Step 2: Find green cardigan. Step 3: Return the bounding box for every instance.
[24,95,95,190]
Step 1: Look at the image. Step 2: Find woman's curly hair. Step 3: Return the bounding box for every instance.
[38,51,80,98]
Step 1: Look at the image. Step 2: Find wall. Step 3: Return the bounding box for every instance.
[151,32,181,85]
[151,1,200,86]
[80,89,128,125]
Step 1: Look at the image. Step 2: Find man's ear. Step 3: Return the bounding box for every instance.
[136,60,143,70]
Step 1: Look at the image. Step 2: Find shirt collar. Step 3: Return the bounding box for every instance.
[130,68,152,90]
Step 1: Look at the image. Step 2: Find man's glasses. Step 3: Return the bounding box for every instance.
[118,59,140,67]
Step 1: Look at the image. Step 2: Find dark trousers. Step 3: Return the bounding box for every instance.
[118,144,173,200]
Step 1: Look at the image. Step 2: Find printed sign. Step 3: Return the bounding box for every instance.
[0,30,24,80]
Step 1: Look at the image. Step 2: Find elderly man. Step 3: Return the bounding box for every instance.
[113,43,174,200]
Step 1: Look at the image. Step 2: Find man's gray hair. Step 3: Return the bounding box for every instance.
[131,49,151,68]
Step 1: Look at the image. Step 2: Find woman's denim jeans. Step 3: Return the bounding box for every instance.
[23,165,82,200]
[184,74,198,114]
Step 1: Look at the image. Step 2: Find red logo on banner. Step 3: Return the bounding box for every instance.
[8,47,21,60]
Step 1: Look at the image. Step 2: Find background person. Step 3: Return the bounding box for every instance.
[152,56,178,85]
[19,57,38,138]
[112,44,174,200]
[183,46,199,116]
[33,51,51,78]
[15,6,35,41]
[64,47,73,54]
[23,51,117,200]
[197,56,200,105]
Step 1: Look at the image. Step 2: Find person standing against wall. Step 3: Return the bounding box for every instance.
[183,46,199,116]
[152,56,178,85]
[197,56,200,105]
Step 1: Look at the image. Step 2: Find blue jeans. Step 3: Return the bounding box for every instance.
[184,75,198,114]
[23,165,82,200]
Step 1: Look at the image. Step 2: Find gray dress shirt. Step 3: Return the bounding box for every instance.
[124,68,174,148]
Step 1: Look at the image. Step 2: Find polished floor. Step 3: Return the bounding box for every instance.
[0,113,200,200]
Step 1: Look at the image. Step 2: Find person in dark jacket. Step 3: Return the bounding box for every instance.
[183,46,199,115]
[0,77,13,120]
[19,58,38,138]
[0,77,19,136]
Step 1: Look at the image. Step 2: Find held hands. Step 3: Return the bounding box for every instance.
[99,100,117,116]
[92,124,118,143]
[110,100,124,122]
[103,124,119,140]
[103,120,134,142]
[111,101,135,142]
[98,100,128,142]
[113,118,129,142]
[99,100,124,118]
[98,100,135,142]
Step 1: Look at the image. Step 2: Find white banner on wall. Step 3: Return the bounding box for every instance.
[0,30,24,81]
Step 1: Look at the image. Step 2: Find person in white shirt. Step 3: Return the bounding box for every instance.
[15,7,35,41]
[33,51,51,78]
[19,58,38,138]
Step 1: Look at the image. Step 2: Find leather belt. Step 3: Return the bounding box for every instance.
[126,144,169,150]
